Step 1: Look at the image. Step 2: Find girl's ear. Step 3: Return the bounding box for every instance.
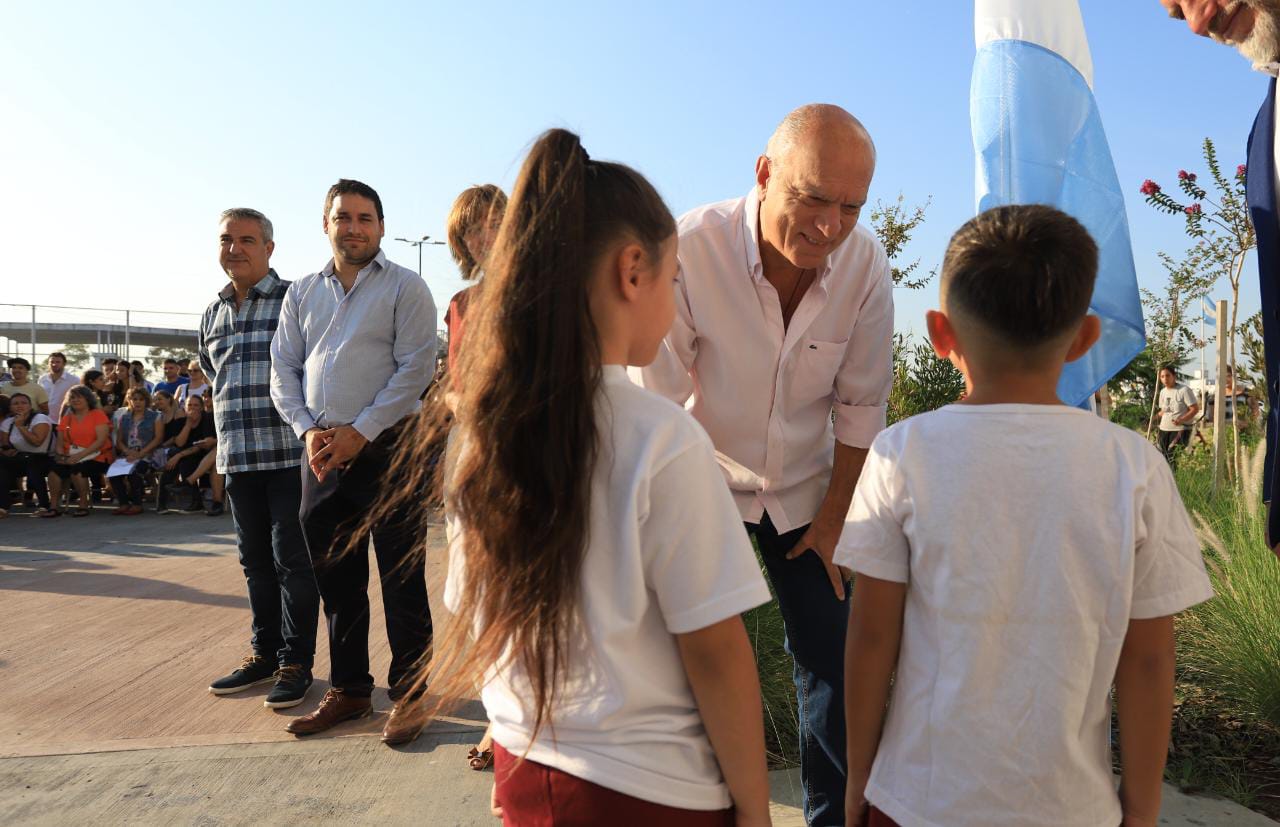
[614,242,647,302]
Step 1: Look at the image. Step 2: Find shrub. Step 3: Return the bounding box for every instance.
[1176,444,1280,728]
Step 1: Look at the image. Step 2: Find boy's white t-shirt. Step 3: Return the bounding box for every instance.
[445,366,772,810]
[834,404,1214,827]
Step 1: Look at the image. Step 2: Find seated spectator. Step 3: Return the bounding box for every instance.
[128,363,151,395]
[99,362,126,418]
[45,385,113,518]
[185,446,226,517]
[130,360,155,393]
[109,388,164,516]
[157,394,217,514]
[174,361,210,416]
[153,389,182,429]
[153,359,190,396]
[1,358,51,415]
[0,392,54,517]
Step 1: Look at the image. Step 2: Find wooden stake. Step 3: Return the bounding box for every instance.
[1213,299,1228,491]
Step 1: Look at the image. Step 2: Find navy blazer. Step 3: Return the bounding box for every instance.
[1248,79,1280,546]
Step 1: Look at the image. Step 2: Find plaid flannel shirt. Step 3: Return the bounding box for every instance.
[198,270,304,474]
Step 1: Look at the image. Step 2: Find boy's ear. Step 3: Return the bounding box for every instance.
[925,310,956,359]
[1064,314,1102,363]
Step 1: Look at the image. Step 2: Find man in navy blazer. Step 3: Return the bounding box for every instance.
[1162,0,1280,551]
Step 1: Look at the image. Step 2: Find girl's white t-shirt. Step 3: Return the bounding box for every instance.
[835,404,1214,827]
[2,413,53,452]
[445,366,771,810]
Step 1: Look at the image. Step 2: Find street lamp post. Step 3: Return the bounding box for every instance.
[394,235,447,278]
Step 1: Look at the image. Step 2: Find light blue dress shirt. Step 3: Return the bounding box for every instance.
[270,249,437,442]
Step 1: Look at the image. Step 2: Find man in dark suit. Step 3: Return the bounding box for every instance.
[1161,0,1279,552]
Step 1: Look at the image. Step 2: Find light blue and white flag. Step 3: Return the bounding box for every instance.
[972,0,1145,406]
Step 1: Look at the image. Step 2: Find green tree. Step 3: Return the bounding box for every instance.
[869,194,966,422]
[1141,139,1254,474]
[60,343,92,372]
[871,195,936,289]
[887,334,965,425]
[147,345,198,374]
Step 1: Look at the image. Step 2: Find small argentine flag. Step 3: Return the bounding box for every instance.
[972,0,1145,406]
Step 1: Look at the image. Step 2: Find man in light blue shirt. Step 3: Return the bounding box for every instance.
[270,179,437,745]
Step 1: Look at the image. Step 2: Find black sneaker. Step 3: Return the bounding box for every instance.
[206,500,225,517]
[209,654,276,695]
[183,498,203,513]
[265,665,313,709]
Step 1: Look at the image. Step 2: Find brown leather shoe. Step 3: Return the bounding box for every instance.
[285,688,372,736]
[381,696,427,745]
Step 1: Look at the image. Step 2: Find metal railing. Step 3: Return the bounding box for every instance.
[0,303,202,368]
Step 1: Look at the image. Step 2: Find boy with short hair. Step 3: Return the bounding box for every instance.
[836,204,1214,827]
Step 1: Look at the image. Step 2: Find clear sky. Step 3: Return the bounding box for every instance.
[0,0,1265,360]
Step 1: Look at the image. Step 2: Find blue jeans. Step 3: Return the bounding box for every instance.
[748,512,849,827]
[225,467,319,669]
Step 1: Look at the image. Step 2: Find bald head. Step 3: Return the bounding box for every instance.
[755,104,877,272]
[765,104,876,170]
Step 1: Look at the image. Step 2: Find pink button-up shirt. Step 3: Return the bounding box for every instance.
[633,190,894,533]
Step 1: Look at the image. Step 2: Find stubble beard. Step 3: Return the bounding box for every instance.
[1220,1,1280,65]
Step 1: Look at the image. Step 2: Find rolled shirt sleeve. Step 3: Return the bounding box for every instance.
[270,283,318,438]
[832,255,894,449]
[350,275,438,442]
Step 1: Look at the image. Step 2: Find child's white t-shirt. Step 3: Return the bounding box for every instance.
[445,366,771,810]
[834,404,1214,827]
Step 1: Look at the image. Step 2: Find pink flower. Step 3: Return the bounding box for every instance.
[1140,179,1161,196]
[1178,170,1189,180]
[1185,203,1202,216]
[1237,164,1248,178]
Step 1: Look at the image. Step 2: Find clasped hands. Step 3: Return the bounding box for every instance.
[305,424,368,483]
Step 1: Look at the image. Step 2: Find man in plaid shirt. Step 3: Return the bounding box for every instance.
[198,207,319,711]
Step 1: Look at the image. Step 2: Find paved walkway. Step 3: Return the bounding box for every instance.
[0,505,1271,825]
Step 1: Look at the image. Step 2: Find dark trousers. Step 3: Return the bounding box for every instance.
[109,471,146,506]
[1158,428,1189,466]
[0,453,51,509]
[226,467,319,669]
[747,512,849,827]
[299,428,431,700]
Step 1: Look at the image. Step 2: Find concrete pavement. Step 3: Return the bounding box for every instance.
[0,503,1271,825]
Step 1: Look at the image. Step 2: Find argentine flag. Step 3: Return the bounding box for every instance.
[973,0,1145,406]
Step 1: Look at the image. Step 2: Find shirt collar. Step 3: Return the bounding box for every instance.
[218,268,282,303]
[740,188,835,286]
[321,248,387,280]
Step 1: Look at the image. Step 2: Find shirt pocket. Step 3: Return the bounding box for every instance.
[791,338,848,404]
[204,329,232,364]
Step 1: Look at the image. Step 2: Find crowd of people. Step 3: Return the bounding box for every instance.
[0,354,224,518]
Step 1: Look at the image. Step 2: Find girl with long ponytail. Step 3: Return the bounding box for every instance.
[419,129,773,825]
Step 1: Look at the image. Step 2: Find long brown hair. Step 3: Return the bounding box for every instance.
[446,184,508,280]
[369,129,675,742]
